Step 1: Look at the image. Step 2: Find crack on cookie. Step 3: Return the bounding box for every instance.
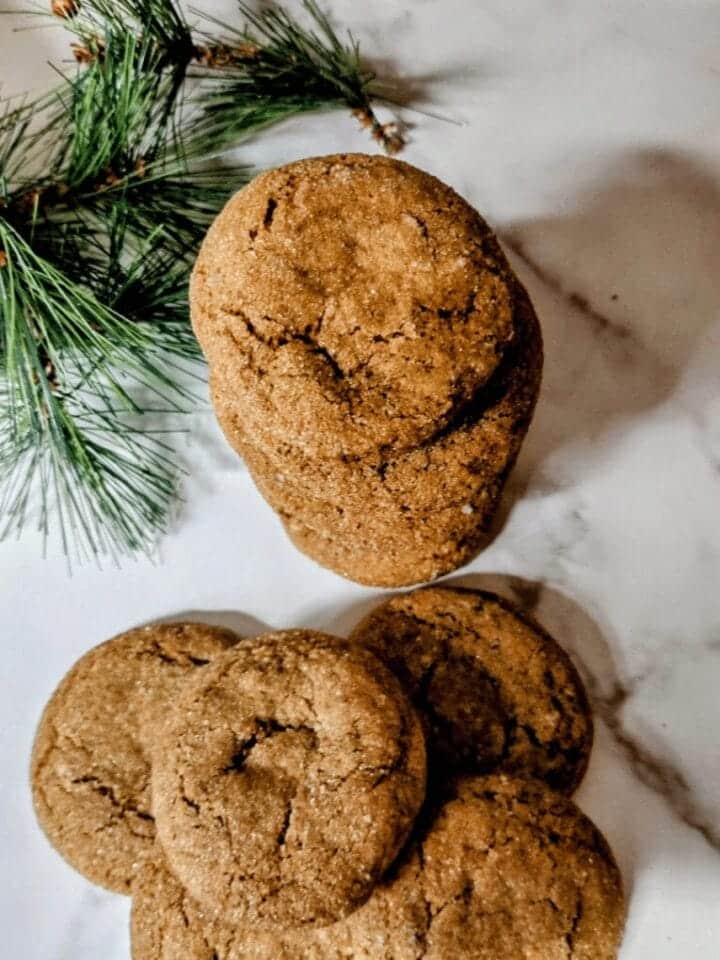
[276,798,294,850]
[224,718,317,774]
[263,197,277,228]
[307,340,346,381]
[565,895,584,953]
[224,311,349,389]
[139,641,211,669]
[70,775,153,823]
[178,772,201,815]
[404,211,430,240]
[415,319,520,449]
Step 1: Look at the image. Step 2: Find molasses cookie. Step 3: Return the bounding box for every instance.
[191,154,543,586]
[209,255,542,519]
[191,154,517,461]
[221,287,541,588]
[279,508,493,588]
[151,630,426,929]
[131,776,625,960]
[350,587,592,793]
[30,622,240,893]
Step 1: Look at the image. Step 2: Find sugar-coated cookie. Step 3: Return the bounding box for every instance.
[131,776,624,960]
[351,587,593,793]
[151,630,426,929]
[31,622,240,893]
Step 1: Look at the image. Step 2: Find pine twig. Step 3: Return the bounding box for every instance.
[0,29,246,561]
[190,0,405,154]
[0,218,192,561]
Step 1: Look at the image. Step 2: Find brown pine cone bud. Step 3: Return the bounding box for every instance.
[51,0,79,18]
[71,39,104,64]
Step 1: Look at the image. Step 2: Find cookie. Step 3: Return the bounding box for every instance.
[191,154,517,461]
[151,630,427,929]
[262,480,500,588]
[130,850,428,960]
[210,256,542,518]
[30,621,240,893]
[280,509,493,587]
[214,281,540,587]
[192,154,543,586]
[350,587,593,793]
[221,285,541,587]
[131,776,625,960]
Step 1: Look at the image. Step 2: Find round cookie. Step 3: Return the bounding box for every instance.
[151,630,427,929]
[130,850,428,960]
[131,776,625,960]
[30,621,240,893]
[211,275,542,518]
[241,442,508,580]
[220,286,541,587]
[191,154,518,461]
[350,587,593,793]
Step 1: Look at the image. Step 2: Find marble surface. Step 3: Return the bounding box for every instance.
[1,1,719,956]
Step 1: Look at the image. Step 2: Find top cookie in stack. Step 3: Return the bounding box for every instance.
[191,154,543,586]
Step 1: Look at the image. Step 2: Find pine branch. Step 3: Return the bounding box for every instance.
[0,218,192,561]
[0,31,245,561]
[53,0,195,65]
[55,30,183,185]
[192,1,404,153]
[55,0,404,153]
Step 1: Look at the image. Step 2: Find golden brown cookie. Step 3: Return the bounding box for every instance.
[151,630,427,930]
[210,277,541,586]
[279,509,492,587]
[240,431,514,586]
[350,587,593,793]
[131,776,625,960]
[30,622,240,893]
[210,260,542,519]
[130,850,428,960]
[191,154,543,586]
[191,154,517,461]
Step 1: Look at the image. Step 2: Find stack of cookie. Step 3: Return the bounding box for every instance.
[191,155,543,587]
[31,589,626,959]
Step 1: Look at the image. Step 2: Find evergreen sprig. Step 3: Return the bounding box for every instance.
[0,0,404,562]
[192,0,404,153]
[0,217,191,560]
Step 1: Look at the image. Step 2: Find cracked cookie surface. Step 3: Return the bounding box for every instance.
[209,275,541,587]
[215,278,541,519]
[150,630,427,929]
[191,153,517,461]
[30,622,240,893]
[350,588,593,793]
[131,776,624,960]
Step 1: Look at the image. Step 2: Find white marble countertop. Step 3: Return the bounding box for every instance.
[1,1,719,957]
